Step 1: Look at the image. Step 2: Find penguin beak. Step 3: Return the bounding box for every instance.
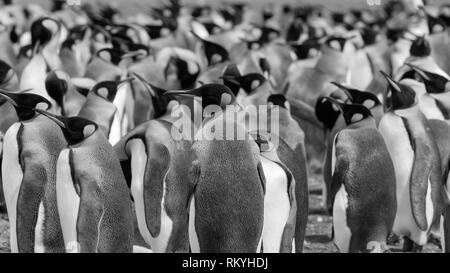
[380,71,402,93]
[121,51,143,60]
[164,89,201,99]
[34,109,67,129]
[219,75,241,86]
[405,63,431,81]
[132,72,156,97]
[331,82,354,101]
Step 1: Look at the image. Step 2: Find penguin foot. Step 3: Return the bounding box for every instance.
[403,237,423,253]
[387,232,400,245]
[428,234,442,250]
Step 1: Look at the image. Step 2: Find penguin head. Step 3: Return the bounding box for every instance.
[132,72,177,119]
[192,32,229,66]
[405,63,450,94]
[31,17,61,51]
[331,82,381,110]
[96,48,124,66]
[325,36,349,52]
[45,70,69,111]
[0,59,14,85]
[290,38,321,60]
[256,25,281,45]
[165,56,200,90]
[409,36,431,57]
[35,110,98,146]
[360,26,378,47]
[165,84,236,110]
[381,71,417,111]
[0,90,52,121]
[268,94,290,110]
[315,94,347,131]
[324,97,373,126]
[427,13,446,34]
[221,63,242,96]
[91,78,132,103]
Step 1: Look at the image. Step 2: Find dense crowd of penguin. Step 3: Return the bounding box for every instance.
[0,0,449,253]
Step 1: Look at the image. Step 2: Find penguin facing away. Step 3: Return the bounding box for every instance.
[325,97,396,253]
[0,91,67,253]
[35,110,134,253]
[378,71,443,251]
[165,84,266,253]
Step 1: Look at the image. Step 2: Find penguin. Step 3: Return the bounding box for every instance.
[0,90,67,253]
[403,63,450,120]
[113,84,193,253]
[165,84,266,253]
[45,70,87,117]
[324,97,396,253]
[265,94,309,253]
[331,82,384,125]
[378,71,443,252]
[0,59,19,91]
[35,110,134,253]
[77,79,131,143]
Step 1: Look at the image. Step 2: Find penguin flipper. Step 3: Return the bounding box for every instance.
[142,141,171,238]
[409,134,434,231]
[278,163,297,253]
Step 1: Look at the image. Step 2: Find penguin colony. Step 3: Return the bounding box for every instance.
[0,0,448,253]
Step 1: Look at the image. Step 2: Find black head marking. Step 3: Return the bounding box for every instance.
[145,24,165,39]
[96,48,124,65]
[132,72,175,119]
[0,90,52,121]
[165,84,235,110]
[410,36,431,57]
[18,45,33,59]
[324,97,373,126]
[239,73,267,95]
[259,58,271,75]
[31,17,60,50]
[45,71,68,113]
[286,18,304,42]
[35,110,98,146]
[91,81,122,102]
[192,32,229,66]
[202,22,223,35]
[0,59,12,83]
[222,63,242,96]
[268,94,288,109]
[386,27,405,43]
[290,38,321,60]
[427,13,447,34]
[61,38,76,50]
[259,26,281,44]
[381,71,416,111]
[360,27,378,46]
[325,36,348,52]
[406,64,449,94]
[331,82,381,108]
[315,96,341,131]
[173,57,200,89]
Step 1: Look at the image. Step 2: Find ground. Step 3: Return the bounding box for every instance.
[0,173,441,253]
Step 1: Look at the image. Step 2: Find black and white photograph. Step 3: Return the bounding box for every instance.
[0,0,449,260]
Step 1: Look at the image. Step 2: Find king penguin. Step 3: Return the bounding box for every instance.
[114,82,194,253]
[325,97,396,253]
[0,90,67,253]
[378,71,444,252]
[36,110,134,253]
[165,84,266,253]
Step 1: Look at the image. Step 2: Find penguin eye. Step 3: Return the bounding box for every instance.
[351,113,364,123]
[363,99,375,109]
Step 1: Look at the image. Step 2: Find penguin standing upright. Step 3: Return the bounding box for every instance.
[1,91,67,253]
[165,84,266,253]
[378,72,443,251]
[114,80,193,253]
[36,110,134,253]
[324,97,396,253]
